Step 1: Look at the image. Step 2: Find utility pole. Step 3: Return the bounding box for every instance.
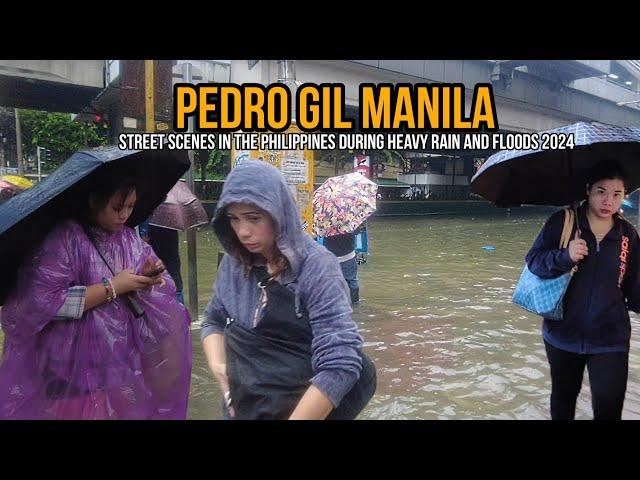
[15,109,23,175]
[182,62,199,320]
[0,134,5,169]
[145,60,155,133]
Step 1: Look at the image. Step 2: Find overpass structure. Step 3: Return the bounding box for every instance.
[3,59,640,133]
[0,60,104,113]
[2,59,640,197]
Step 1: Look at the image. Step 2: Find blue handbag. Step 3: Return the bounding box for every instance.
[512,208,578,321]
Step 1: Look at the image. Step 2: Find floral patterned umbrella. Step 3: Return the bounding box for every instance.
[313,172,378,237]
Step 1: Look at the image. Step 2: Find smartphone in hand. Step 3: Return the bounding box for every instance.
[145,265,166,277]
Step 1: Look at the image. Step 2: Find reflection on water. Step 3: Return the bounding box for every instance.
[115,212,640,419]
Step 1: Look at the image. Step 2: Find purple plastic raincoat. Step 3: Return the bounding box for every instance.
[0,219,192,419]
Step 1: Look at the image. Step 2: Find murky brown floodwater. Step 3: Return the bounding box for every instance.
[3,211,639,419]
[182,211,640,419]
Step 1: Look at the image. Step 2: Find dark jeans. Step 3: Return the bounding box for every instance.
[544,341,628,420]
[339,257,359,303]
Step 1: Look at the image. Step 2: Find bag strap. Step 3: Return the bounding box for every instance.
[558,208,572,249]
[81,224,146,318]
[82,225,117,276]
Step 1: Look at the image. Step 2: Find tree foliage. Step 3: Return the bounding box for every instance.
[19,109,108,169]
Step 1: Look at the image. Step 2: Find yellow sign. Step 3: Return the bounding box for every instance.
[231,124,315,234]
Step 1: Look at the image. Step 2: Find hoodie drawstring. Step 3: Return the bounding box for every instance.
[288,281,303,319]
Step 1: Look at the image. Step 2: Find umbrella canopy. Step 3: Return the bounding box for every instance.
[1,175,34,190]
[0,146,190,304]
[470,122,640,206]
[312,172,378,237]
[148,181,208,231]
[0,180,25,204]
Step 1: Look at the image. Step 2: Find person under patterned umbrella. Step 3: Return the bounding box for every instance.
[312,172,377,238]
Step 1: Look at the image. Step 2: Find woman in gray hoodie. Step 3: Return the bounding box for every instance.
[201,160,375,420]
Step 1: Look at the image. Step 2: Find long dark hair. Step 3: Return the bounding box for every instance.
[76,164,139,227]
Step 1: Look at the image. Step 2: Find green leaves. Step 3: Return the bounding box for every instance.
[18,109,108,169]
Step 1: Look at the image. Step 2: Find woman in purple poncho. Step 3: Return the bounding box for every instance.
[0,166,192,419]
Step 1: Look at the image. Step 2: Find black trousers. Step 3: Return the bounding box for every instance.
[544,341,628,420]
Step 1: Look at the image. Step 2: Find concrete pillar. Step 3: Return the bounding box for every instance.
[106,60,175,136]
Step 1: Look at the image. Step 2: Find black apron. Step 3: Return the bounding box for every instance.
[224,266,376,420]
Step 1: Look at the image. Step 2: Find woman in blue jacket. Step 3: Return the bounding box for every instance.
[526,161,640,420]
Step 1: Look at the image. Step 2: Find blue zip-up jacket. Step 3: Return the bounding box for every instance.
[201,160,363,407]
[526,205,640,354]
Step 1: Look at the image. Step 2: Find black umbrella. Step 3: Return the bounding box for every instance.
[0,146,190,305]
[470,122,640,207]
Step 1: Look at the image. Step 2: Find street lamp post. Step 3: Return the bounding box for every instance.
[0,134,5,170]
[37,146,42,182]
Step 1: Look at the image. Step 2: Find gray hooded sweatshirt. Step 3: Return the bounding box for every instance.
[201,160,363,407]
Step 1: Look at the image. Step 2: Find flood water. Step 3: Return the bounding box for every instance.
[183,211,640,420]
[2,211,639,419]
